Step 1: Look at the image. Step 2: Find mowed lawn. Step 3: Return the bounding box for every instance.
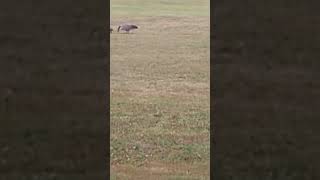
[111,0,210,179]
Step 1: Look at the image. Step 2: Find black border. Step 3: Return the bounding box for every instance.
[210,0,215,179]
[106,0,111,178]
[210,0,319,179]
[0,1,110,179]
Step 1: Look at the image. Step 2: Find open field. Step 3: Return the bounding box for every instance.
[111,0,210,179]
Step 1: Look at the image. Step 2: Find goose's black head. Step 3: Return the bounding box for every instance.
[130,25,138,29]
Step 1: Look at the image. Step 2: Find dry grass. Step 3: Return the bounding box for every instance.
[111,1,209,179]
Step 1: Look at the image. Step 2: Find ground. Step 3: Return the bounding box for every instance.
[110,0,210,179]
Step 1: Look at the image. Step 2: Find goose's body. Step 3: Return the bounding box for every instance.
[117,24,138,33]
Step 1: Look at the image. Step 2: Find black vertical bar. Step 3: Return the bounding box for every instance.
[106,0,111,178]
[212,0,320,179]
[0,0,109,179]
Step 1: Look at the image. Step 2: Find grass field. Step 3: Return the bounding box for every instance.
[111,0,210,179]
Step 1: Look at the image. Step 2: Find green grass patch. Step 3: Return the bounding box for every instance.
[111,0,209,178]
[111,0,209,17]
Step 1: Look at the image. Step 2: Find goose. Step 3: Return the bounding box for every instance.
[117,24,138,33]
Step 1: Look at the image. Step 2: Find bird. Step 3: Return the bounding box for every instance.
[117,24,138,33]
